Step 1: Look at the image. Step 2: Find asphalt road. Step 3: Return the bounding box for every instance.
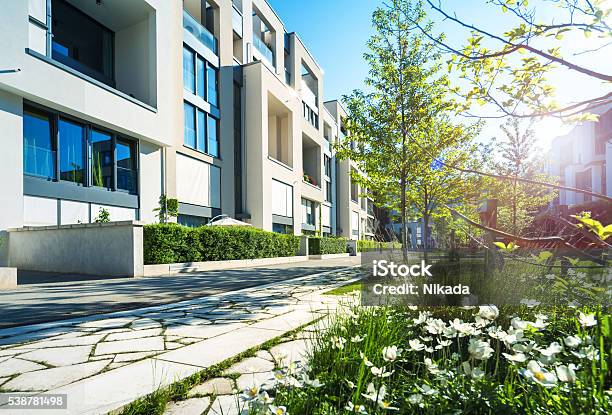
[0,257,360,329]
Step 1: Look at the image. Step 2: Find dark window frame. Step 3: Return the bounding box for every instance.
[183,44,220,109]
[183,100,220,159]
[23,101,139,195]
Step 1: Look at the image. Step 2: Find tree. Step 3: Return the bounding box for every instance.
[336,0,451,260]
[408,0,611,120]
[154,194,179,223]
[491,118,557,235]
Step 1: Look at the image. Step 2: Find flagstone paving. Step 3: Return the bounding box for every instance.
[0,267,359,415]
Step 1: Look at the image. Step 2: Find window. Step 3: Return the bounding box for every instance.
[272,179,293,217]
[91,130,112,189]
[58,118,86,184]
[325,180,332,202]
[184,102,196,148]
[183,47,195,93]
[178,214,209,228]
[324,155,331,177]
[302,198,315,225]
[196,56,206,98]
[51,0,114,86]
[351,211,359,236]
[23,104,139,194]
[116,139,137,194]
[273,223,293,234]
[23,108,55,179]
[207,64,218,106]
[197,109,206,152]
[207,115,219,157]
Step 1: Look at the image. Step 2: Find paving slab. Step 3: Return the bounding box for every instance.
[235,371,275,391]
[131,318,163,330]
[223,357,275,375]
[188,377,235,396]
[269,339,310,366]
[156,327,280,368]
[2,360,111,392]
[17,345,92,366]
[105,328,163,342]
[165,342,183,350]
[164,322,248,340]
[78,317,135,329]
[209,394,242,415]
[113,351,159,363]
[0,358,46,377]
[163,397,210,415]
[8,334,106,350]
[249,310,317,332]
[95,336,165,355]
[255,350,274,362]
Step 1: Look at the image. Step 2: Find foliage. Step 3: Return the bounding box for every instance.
[337,0,480,258]
[487,118,557,235]
[414,0,612,120]
[154,194,179,224]
[357,240,403,252]
[572,211,612,241]
[493,240,520,252]
[247,304,611,414]
[309,237,348,255]
[143,224,300,265]
[94,207,110,223]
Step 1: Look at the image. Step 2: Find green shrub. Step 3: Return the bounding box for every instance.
[143,224,300,264]
[357,239,402,252]
[308,236,348,255]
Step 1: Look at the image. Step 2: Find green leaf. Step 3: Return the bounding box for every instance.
[493,242,507,250]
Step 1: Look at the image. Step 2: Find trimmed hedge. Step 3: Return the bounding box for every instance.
[143,224,300,265]
[357,240,402,252]
[308,236,348,255]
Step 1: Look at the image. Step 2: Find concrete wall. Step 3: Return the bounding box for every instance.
[7,221,144,277]
[0,91,24,231]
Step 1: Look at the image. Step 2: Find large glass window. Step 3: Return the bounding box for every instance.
[196,56,206,99]
[207,64,218,106]
[302,198,315,225]
[116,139,137,194]
[23,109,55,179]
[184,102,196,148]
[51,0,114,85]
[324,155,331,177]
[197,109,206,152]
[207,115,219,158]
[91,130,112,189]
[58,118,85,184]
[183,47,195,93]
[325,180,332,202]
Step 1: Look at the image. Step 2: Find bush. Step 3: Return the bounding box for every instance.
[309,236,348,255]
[357,239,402,252]
[143,224,300,265]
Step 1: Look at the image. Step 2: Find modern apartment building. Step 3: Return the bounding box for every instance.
[547,104,612,208]
[0,0,375,240]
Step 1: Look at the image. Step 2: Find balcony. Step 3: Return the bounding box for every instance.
[183,10,218,55]
[232,4,243,37]
[253,34,275,68]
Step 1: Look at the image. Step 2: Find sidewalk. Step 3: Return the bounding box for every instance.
[0,266,360,415]
[0,256,360,328]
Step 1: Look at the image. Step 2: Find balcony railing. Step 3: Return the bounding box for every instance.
[183,10,218,55]
[253,34,274,68]
[232,5,243,37]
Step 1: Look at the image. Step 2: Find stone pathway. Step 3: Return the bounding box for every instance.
[0,267,359,415]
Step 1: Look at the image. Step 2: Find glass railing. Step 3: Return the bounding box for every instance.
[183,10,218,55]
[253,34,274,68]
[24,145,56,179]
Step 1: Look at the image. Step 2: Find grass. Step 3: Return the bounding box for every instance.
[324,282,362,296]
[118,319,322,415]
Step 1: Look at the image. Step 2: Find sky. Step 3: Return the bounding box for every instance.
[266,0,611,152]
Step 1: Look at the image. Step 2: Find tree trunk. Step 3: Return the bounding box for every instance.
[401,174,409,263]
[423,212,430,262]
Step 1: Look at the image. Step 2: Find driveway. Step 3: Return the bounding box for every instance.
[0,257,359,328]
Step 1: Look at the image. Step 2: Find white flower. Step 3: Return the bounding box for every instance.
[345,401,367,414]
[259,391,274,405]
[360,352,374,367]
[301,373,323,388]
[461,361,485,379]
[371,365,393,378]
[362,383,383,402]
[377,400,399,411]
[408,393,423,404]
[512,341,536,354]
[332,336,347,350]
[240,385,260,401]
[520,299,541,308]
[478,305,499,321]
[409,339,426,351]
[346,380,356,389]
[424,358,445,375]
[426,318,447,335]
[414,311,432,325]
[564,335,582,348]
[269,405,287,415]
[539,342,563,357]
[556,364,577,383]
[418,384,438,395]
[522,360,557,388]
[503,352,527,363]
[382,345,401,362]
[351,335,365,343]
[408,305,418,311]
[573,345,599,361]
[578,312,597,327]
[468,338,494,360]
